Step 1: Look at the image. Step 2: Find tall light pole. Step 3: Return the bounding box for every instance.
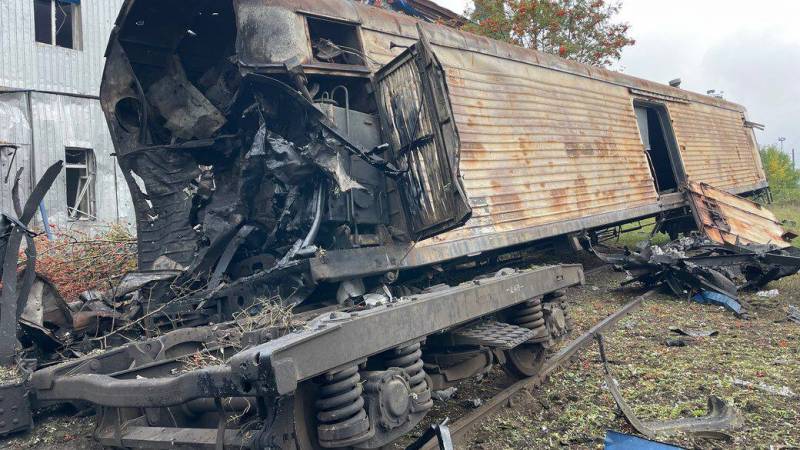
[778,136,786,151]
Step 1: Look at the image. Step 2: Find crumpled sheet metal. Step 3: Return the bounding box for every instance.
[685,181,797,249]
[597,335,743,440]
[592,232,800,304]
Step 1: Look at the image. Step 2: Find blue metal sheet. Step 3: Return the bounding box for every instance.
[605,431,682,450]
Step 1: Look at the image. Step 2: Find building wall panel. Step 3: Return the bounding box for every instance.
[0,0,124,95]
[0,92,33,214]
[30,92,133,231]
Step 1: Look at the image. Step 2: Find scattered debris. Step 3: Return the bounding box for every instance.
[664,338,688,348]
[756,289,780,298]
[432,387,458,402]
[668,326,719,337]
[598,334,743,439]
[593,233,799,317]
[593,183,800,317]
[463,398,483,409]
[733,379,798,399]
[691,291,743,316]
[787,305,800,324]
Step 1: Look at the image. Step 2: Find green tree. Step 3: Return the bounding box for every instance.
[760,144,800,191]
[463,0,635,67]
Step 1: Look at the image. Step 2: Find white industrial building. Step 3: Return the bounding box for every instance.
[0,0,132,232]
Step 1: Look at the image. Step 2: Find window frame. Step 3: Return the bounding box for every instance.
[34,0,82,50]
[65,147,96,221]
[303,13,367,68]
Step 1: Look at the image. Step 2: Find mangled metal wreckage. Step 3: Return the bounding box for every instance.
[0,0,794,448]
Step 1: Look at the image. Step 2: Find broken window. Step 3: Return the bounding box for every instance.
[634,103,680,193]
[307,16,365,65]
[34,0,81,49]
[65,148,95,220]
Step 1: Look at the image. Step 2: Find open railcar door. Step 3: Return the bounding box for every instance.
[373,27,471,241]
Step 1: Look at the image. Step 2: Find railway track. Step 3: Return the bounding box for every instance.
[415,288,656,450]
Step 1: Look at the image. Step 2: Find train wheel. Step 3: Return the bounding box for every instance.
[503,343,546,378]
[294,381,325,450]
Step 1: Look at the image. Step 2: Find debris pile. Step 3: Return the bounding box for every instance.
[593,234,800,312]
[593,182,800,316]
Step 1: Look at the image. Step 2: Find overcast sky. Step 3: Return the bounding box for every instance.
[434,0,800,166]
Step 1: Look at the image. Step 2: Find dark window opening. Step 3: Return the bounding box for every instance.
[34,0,52,44]
[635,105,679,193]
[65,148,96,221]
[307,17,365,66]
[34,0,81,49]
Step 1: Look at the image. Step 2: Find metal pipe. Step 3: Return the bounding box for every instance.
[330,85,350,135]
[302,182,325,249]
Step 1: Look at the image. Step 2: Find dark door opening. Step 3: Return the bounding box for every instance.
[634,104,679,193]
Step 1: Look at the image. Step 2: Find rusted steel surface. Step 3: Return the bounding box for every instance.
[670,103,765,191]
[685,181,795,248]
[428,48,658,245]
[349,0,767,252]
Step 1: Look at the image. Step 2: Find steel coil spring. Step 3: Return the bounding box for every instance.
[386,343,432,411]
[315,365,372,446]
[512,298,546,332]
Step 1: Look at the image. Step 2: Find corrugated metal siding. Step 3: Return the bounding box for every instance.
[669,102,764,191]
[30,92,133,230]
[423,48,658,245]
[0,92,33,214]
[686,181,792,248]
[0,0,132,232]
[0,0,124,95]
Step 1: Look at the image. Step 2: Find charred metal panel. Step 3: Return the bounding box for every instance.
[374,35,471,240]
[670,102,766,192]
[685,181,795,248]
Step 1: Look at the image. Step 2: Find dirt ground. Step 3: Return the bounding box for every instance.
[460,267,800,449]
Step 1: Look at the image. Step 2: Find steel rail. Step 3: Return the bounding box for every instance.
[418,288,657,450]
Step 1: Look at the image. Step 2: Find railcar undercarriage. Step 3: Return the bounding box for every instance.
[27,265,582,449]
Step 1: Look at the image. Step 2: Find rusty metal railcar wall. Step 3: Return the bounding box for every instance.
[669,102,765,192]
[427,48,658,245]
[346,3,767,252]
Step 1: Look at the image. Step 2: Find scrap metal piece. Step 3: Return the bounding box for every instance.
[691,291,742,315]
[406,419,454,450]
[668,327,718,337]
[604,430,682,450]
[0,380,33,436]
[0,162,63,364]
[684,181,796,249]
[597,334,743,439]
[146,56,227,140]
[789,305,800,324]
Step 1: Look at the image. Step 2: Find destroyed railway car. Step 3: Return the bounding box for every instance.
[9,0,773,448]
[100,0,767,299]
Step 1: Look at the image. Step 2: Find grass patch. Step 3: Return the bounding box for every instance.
[769,188,800,245]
